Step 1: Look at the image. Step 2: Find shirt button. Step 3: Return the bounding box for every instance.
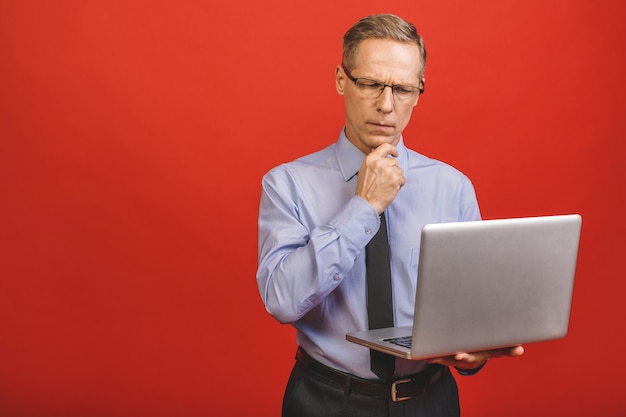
[365,227,372,235]
[333,273,341,281]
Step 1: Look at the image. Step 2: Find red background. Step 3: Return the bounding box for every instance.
[1,1,625,416]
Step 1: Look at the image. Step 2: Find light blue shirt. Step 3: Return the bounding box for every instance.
[257,130,481,379]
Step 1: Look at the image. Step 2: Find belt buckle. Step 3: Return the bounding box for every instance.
[391,378,413,402]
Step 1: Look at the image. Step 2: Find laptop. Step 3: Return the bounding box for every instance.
[346,214,582,360]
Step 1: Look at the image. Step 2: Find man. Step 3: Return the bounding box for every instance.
[257,14,523,417]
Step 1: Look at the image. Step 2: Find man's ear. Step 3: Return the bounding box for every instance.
[413,77,425,107]
[335,65,346,95]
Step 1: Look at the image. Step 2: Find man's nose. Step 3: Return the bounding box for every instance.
[376,85,394,113]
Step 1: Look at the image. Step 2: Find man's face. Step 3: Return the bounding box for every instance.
[336,38,424,154]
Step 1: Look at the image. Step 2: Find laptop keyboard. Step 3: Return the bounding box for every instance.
[384,336,412,349]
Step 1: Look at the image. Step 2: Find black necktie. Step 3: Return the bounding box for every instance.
[366,212,395,382]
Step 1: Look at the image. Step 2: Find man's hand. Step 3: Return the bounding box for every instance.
[426,345,524,371]
[356,143,406,214]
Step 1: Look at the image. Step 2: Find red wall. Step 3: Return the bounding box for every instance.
[1,1,625,416]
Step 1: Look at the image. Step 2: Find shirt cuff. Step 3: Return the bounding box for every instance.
[330,196,380,248]
[455,360,487,376]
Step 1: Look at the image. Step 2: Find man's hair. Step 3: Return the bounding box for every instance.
[342,14,427,77]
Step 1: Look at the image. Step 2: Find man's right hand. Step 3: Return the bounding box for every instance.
[355,143,406,215]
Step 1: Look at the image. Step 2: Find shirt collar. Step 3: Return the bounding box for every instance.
[336,128,408,182]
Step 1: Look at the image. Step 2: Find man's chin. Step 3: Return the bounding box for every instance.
[366,133,401,149]
[344,127,400,153]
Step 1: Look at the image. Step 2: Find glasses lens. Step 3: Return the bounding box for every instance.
[354,79,419,101]
[392,86,419,100]
[355,79,384,98]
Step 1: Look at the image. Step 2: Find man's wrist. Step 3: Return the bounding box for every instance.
[455,360,487,376]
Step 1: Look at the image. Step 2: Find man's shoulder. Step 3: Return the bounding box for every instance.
[268,143,338,174]
[405,148,470,179]
[262,143,340,186]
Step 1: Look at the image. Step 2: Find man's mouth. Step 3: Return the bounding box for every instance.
[369,121,394,129]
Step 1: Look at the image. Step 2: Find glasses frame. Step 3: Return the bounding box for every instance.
[341,65,424,100]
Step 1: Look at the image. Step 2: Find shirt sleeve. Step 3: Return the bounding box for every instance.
[457,175,485,375]
[459,175,482,222]
[256,167,378,324]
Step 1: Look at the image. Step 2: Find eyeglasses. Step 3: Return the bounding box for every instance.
[342,65,424,102]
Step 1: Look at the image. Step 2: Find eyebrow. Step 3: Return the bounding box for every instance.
[344,66,420,87]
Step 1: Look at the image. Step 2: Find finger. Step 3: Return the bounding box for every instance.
[364,156,403,180]
[369,156,399,168]
[484,346,523,358]
[369,143,398,158]
[426,355,456,366]
[501,345,524,357]
[454,352,488,367]
[464,346,524,360]
[399,174,407,187]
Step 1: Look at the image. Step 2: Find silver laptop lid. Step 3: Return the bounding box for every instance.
[410,214,582,358]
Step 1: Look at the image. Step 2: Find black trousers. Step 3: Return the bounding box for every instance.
[282,358,460,417]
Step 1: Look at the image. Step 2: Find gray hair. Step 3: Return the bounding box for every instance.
[342,14,427,77]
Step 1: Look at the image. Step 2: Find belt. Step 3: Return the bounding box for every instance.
[295,348,445,402]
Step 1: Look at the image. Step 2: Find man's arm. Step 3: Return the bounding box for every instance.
[257,144,406,324]
[426,344,525,373]
[257,168,378,324]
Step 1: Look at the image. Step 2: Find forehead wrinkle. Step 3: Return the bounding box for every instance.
[350,40,423,85]
[350,65,421,86]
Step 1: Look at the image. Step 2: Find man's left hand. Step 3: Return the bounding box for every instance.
[426,345,524,371]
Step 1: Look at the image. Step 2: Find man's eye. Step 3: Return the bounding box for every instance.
[394,86,415,95]
[358,80,382,90]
